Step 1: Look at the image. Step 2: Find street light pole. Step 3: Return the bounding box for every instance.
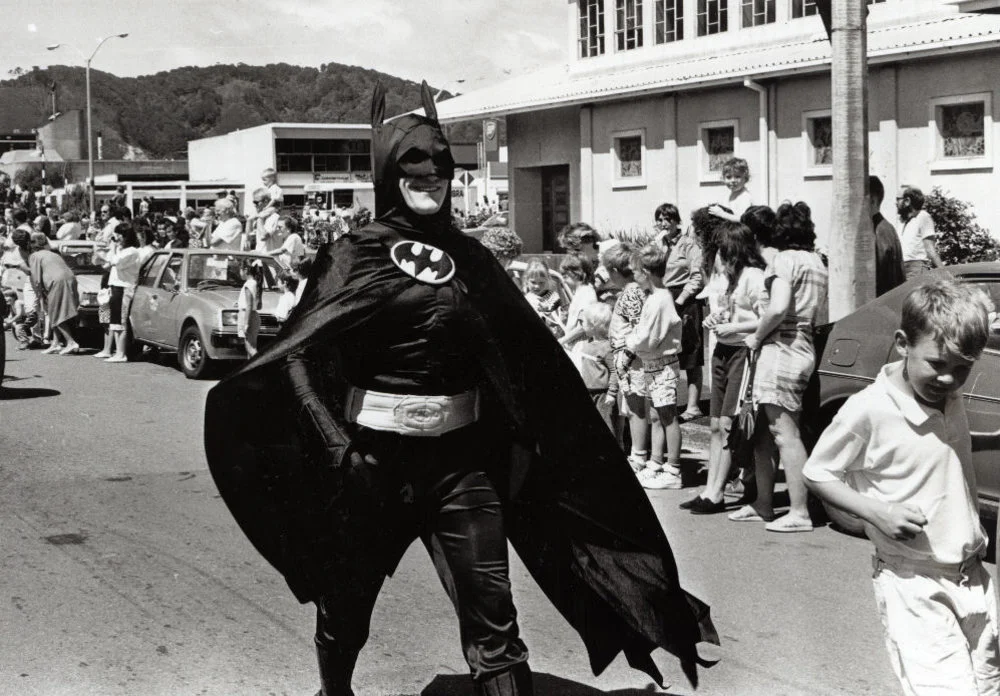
[47,33,128,215]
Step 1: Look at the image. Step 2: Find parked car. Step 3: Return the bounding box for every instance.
[128,249,285,379]
[463,211,509,240]
[52,240,104,338]
[811,263,1000,534]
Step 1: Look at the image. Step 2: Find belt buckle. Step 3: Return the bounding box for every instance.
[394,397,451,432]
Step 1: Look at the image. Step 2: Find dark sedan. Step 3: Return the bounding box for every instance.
[811,263,1000,531]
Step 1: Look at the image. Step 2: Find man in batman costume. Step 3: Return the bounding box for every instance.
[204,82,718,696]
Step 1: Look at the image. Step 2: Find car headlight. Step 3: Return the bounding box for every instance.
[80,291,98,307]
[220,309,238,327]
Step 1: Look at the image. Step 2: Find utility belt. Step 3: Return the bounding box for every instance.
[344,386,479,437]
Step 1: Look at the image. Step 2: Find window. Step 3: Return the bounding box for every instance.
[159,254,183,293]
[612,129,646,188]
[794,0,881,18]
[615,0,644,51]
[697,0,727,36]
[698,119,739,182]
[139,253,169,288]
[791,0,818,17]
[579,0,606,57]
[275,138,371,173]
[929,93,993,171]
[654,0,683,43]
[802,110,833,177]
[741,0,775,26]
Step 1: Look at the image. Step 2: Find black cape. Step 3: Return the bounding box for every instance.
[204,222,719,686]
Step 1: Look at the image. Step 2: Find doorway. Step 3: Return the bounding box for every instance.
[540,165,570,252]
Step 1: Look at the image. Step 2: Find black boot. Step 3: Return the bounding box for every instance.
[475,662,534,696]
[314,642,358,696]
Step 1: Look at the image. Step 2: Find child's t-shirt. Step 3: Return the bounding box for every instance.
[803,363,986,565]
[572,337,617,396]
[625,287,681,361]
[609,282,646,350]
[724,188,753,219]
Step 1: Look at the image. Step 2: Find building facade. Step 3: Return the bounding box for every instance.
[188,123,376,214]
[436,0,1000,252]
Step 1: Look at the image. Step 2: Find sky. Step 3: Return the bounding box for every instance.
[5,0,568,92]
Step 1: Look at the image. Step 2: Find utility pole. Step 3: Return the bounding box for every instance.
[828,0,874,320]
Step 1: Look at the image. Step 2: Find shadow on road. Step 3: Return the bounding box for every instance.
[0,385,61,400]
[421,673,682,695]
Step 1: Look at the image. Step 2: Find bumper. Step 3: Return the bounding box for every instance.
[76,307,101,332]
[209,329,279,358]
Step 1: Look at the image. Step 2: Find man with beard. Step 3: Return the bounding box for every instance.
[205,82,717,696]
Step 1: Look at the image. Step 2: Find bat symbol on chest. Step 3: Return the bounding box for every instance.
[390,241,456,284]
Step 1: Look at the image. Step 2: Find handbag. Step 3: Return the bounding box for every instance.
[725,350,759,463]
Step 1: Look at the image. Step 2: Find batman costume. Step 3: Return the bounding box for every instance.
[204,82,718,696]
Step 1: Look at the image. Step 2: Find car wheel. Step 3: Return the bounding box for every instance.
[178,325,213,379]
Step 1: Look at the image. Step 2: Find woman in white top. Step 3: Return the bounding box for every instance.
[105,224,142,363]
[269,216,306,268]
[557,254,598,349]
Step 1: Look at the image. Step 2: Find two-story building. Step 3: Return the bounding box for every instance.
[435,0,1000,252]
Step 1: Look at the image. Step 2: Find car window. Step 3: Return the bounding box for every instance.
[159,255,183,292]
[964,278,1000,352]
[139,254,169,288]
[186,253,282,291]
[60,247,103,275]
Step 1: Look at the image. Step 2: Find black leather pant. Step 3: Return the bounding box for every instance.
[314,424,530,695]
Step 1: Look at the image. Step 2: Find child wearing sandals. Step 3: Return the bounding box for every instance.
[804,279,999,696]
[620,243,683,490]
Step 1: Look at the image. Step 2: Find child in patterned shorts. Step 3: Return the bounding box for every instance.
[620,243,683,490]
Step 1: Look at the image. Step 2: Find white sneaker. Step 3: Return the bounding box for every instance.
[636,463,664,480]
[642,470,683,490]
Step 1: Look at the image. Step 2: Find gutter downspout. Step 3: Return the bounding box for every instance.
[743,78,769,206]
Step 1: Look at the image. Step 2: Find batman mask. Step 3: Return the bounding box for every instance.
[370,80,456,233]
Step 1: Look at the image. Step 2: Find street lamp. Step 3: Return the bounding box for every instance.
[47,33,129,215]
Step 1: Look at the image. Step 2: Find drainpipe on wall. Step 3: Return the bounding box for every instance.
[743,78,769,206]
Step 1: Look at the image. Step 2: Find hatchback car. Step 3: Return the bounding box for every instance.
[813,263,1000,532]
[128,249,285,378]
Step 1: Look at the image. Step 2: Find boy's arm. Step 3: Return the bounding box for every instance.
[804,413,927,540]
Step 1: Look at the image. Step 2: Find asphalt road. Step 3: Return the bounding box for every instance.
[0,343,933,696]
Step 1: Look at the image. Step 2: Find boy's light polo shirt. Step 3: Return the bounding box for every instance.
[804,363,986,565]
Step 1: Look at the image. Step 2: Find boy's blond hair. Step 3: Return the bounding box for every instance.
[900,278,993,361]
[581,302,612,339]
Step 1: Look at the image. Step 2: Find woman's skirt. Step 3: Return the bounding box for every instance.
[44,276,79,328]
[752,326,814,413]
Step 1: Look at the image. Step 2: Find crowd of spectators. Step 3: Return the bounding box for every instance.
[483,157,941,537]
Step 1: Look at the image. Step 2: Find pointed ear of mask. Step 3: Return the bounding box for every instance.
[420,80,438,122]
[371,81,386,128]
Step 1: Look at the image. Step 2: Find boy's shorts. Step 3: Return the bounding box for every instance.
[642,356,679,409]
[872,553,1000,696]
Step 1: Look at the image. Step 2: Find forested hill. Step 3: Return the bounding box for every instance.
[1,62,486,159]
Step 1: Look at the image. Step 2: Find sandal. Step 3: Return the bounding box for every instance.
[678,409,705,423]
[765,516,814,533]
[727,505,775,522]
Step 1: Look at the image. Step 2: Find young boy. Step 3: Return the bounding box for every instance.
[3,287,28,349]
[621,243,683,490]
[571,302,618,433]
[259,167,284,218]
[602,242,651,471]
[708,157,753,222]
[804,278,999,696]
